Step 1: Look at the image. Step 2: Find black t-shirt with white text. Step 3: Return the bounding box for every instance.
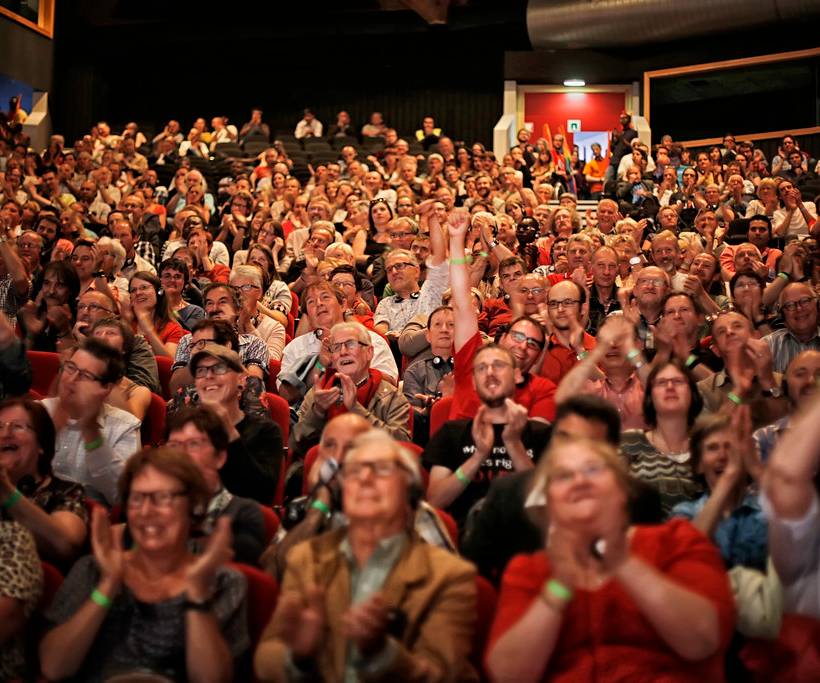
[423,419,551,527]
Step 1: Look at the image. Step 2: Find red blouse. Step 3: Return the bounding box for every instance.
[487,519,735,683]
[157,320,186,345]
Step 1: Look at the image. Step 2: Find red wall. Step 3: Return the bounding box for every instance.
[524,91,627,149]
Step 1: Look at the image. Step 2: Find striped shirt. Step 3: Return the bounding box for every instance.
[763,327,820,374]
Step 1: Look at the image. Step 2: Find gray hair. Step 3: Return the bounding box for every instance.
[330,321,371,345]
[346,429,423,489]
[230,264,263,289]
[99,237,127,273]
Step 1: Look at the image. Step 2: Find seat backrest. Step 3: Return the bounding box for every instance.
[39,561,64,611]
[27,350,61,397]
[227,562,279,650]
[140,392,167,448]
[429,396,454,439]
[262,392,290,445]
[258,505,280,545]
[302,444,320,495]
[432,506,458,549]
[265,359,281,393]
[472,575,498,672]
[155,355,173,400]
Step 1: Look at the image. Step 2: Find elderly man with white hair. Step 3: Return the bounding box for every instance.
[291,321,410,454]
[255,429,478,683]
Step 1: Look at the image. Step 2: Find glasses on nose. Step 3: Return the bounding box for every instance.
[18,241,39,250]
[190,338,215,351]
[782,297,815,313]
[547,299,580,309]
[508,330,542,350]
[0,420,33,434]
[519,286,545,297]
[637,279,665,288]
[127,489,186,509]
[654,377,687,388]
[549,461,608,486]
[235,284,260,293]
[330,339,369,354]
[61,360,103,383]
[386,262,414,274]
[332,280,356,289]
[342,459,401,479]
[194,362,231,378]
[474,359,513,374]
[77,303,113,314]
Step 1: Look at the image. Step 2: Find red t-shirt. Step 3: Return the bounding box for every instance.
[202,263,230,284]
[538,332,596,385]
[158,320,186,345]
[487,519,735,683]
[450,331,556,422]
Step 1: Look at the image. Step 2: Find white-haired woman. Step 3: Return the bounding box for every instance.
[255,430,477,683]
[96,236,129,300]
[230,265,286,360]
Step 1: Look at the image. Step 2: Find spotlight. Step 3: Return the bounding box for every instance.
[563,79,586,87]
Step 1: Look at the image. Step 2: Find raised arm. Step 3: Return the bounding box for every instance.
[447,209,478,352]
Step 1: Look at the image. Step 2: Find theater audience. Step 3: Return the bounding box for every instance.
[254,430,477,683]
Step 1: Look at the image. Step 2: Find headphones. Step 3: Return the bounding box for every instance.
[407,478,424,511]
[431,355,454,368]
[394,291,420,303]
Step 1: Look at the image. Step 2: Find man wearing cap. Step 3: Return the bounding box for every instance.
[190,343,283,504]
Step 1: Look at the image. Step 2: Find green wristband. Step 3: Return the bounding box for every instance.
[777,272,790,282]
[479,251,489,258]
[546,578,573,603]
[1,488,22,510]
[727,391,744,406]
[90,588,112,609]
[685,354,699,368]
[449,257,467,265]
[314,360,325,373]
[85,436,104,451]
[310,499,331,516]
[454,467,471,487]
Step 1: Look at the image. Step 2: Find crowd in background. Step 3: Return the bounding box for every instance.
[0,98,818,681]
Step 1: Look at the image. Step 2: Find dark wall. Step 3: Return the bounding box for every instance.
[0,12,54,92]
[50,4,525,147]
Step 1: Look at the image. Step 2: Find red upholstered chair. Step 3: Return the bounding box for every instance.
[39,562,64,610]
[429,396,454,438]
[155,355,173,400]
[264,359,281,393]
[258,505,280,545]
[227,562,279,683]
[262,392,290,445]
[473,575,498,675]
[432,507,458,549]
[740,614,820,682]
[302,444,321,495]
[140,393,167,448]
[27,350,61,397]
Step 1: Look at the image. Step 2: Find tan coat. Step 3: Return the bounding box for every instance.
[254,529,478,683]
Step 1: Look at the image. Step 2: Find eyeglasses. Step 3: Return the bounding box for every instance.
[549,461,608,486]
[342,459,402,479]
[0,420,33,434]
[77,303,113,314]
[547,299,580,309]
[782,297,815,313]
[474,359,514,374]
[508,329,543,350]
[386,262,415,274]
[17,241,40,250]
[193,362,232,378]
[330,339,370,354]
[190,338,216,350]
[61,360,104,383]
[653,377,688,388]
[332,280,356,289]
[127,489,187,509]
[234,284,260,292]
[369,197,388,205]
[167,438,210,452]
[636,278,666,288]
[518,286,545,297]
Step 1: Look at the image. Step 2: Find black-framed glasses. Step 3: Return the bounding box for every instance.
[61,360,103,383]
[782,297,815,313]
[341,459,402,480]
[330,340,370,354]
[127,489,187,509]
[547,299,580,309]
[386,262,414,274]
[508,329,543,350]
[193,362,232,378]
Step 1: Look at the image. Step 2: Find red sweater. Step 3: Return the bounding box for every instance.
[487,519,735,682]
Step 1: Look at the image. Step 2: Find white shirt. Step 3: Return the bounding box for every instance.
[42,397,141,505]
[253,314,286,361]
[773,201,817,239]
[294,119,323,139]
[278,329,398,391]
[374,259,450,332]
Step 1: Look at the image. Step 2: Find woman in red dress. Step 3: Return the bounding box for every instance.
[486,436,735,683]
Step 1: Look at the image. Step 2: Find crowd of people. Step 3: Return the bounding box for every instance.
[0,98,819,681]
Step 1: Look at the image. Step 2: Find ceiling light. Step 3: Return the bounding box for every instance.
[563,79,586,87]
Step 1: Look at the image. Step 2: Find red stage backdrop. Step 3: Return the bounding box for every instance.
[524,91,628,150]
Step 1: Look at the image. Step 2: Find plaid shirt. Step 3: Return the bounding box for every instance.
[0,274,30,328]
[134,240,158,270]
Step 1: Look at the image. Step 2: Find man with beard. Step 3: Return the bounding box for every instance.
[466,174,504,212]
[448,210,556,422]
[753,350,820,462]
[424,341,551,528]
[34,212,60,266]
[538,280,596,385]
[40,338,141,505]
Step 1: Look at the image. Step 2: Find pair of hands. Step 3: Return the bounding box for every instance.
[313,372,358,416]
[724,337,775,399]
[413,372,455,412]
[91,506,233,602]
[779,242,807,280]
[471,399,528,455]
[274,587,390,660]
[20,293,72,337]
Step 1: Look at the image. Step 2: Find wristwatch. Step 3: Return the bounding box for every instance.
[761,386,783,399]
[488,239,499,249]
[182,593,214,612]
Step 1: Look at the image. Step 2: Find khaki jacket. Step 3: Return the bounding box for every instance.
[254,529,478,683]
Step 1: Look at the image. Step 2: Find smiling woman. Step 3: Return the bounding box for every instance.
[39,447,249,682]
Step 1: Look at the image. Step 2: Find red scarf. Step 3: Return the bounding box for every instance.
[321,368,383,420]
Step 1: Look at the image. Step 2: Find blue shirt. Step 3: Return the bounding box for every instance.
[672,492,768,570]
[753,416,790,464]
